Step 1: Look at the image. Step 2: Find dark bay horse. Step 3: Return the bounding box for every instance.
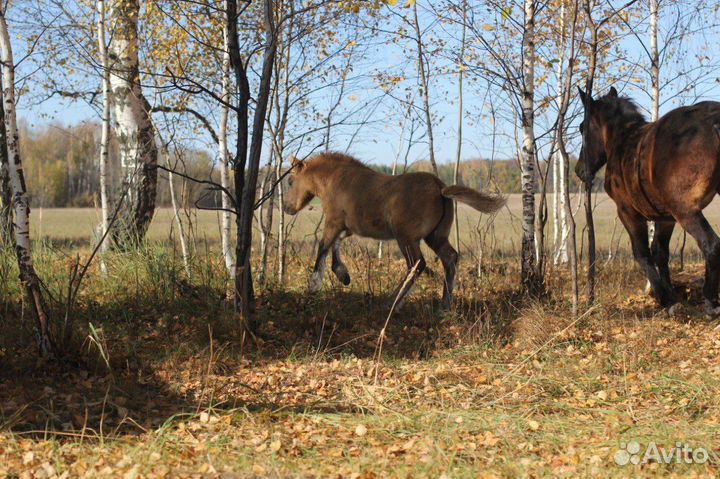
[577,86,720,313]
[283,152,505,308]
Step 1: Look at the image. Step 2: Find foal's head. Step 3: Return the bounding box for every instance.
[283,156,315,215]
[575,86,645,182]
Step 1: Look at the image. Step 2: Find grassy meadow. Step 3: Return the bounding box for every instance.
[1,194,720,477]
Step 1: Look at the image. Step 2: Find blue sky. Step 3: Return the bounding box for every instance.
[13,0,720,169]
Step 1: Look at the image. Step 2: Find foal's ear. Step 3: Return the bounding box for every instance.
[609,86,618,97]
[289,155,304,172]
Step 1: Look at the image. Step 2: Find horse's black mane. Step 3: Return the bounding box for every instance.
[597,94,647,125]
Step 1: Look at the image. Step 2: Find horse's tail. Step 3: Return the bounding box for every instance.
[441,185,506,213]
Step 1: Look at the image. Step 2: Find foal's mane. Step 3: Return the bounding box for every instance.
[309,151,372,171]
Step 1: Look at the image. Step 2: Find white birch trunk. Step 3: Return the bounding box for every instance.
[521,0,540,292]
[650,0,659,123]
[553,0,568,265]
[107,0,157,245]
[219,23,235,278]
[647,0,659,279]
[0,11,52,355]
[97,0,111,271]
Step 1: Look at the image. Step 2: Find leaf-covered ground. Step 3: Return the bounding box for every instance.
[1,249,720,478]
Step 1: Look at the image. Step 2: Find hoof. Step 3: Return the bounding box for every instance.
[333,266,351,286]
[665,303,685,317]
[704,300,720,316]
[308,274,323,293]
[441,296,452,311]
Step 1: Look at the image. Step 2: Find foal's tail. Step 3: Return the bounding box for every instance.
[441,185,506,213]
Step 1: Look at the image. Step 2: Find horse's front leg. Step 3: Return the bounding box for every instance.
[309,224,342,293]
[331,237,351,286]
[651,220,675,291]
[619,208,674,307]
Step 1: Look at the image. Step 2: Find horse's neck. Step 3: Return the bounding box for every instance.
[606,119,648,168]
[311,162,371,197]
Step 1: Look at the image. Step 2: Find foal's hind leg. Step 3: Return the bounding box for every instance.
[391,239,426,309]
[675,212,720,313]
[618,207,674,307]
[651,220,675,291]
[425,234,458,309]
[331,239,351,286]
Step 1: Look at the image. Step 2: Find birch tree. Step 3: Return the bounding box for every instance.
[107,0,158,246]
[0,10,53,355]
[520,0,542,294]
[218,13,235,278]
[553,0,569,265]
[97,0,111,268]
[645,0,658,252]
[0,92,11,246]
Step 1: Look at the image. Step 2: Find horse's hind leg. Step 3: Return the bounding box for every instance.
[331,239,351,286]
[425,233,458,309]
[651,220,675,290]
[676,212,720,313]
[391,239,426,309]
[618,207,674,307]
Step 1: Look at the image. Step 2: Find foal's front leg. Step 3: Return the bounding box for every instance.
[309,224,343,293]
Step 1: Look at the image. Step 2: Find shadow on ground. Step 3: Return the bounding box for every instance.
[1,263,710,441]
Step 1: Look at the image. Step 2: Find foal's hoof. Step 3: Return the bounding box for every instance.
[333,266,351,286]
[703,300,720,317]
[308,274,323,293]
[440,296,452,311]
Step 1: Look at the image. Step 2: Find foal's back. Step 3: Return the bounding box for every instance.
[314,154,447,241]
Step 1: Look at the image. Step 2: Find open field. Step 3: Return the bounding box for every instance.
[1,196,720,477]
[32,193,720,258]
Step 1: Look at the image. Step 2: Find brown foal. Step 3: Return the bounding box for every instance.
[283,152,505,308]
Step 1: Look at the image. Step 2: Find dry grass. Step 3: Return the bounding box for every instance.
[1,199,720,477]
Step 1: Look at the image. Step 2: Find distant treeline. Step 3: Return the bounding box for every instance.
[19,123,592,207]
[20,122,219,208]
[374,159,588,194]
